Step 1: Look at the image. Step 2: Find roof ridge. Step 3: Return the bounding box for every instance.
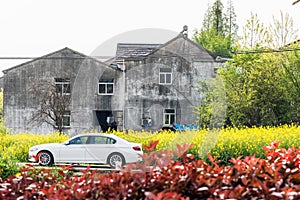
[147,33,217,59]
[117,43,161,45]
[3,47,118,73]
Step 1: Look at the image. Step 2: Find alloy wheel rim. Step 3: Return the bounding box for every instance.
[40,153,50,165]
[110,155,122,167]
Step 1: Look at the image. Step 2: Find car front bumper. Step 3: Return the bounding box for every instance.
[28,151,38,162]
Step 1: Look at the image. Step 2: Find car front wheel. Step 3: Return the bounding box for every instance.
[107,153,125,168]
[38,151,53,166]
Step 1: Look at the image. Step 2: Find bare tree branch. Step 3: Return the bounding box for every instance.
[28,79,71,133]
[293,0,300,5]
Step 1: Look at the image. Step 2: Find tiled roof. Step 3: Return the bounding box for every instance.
[115,43,161,60]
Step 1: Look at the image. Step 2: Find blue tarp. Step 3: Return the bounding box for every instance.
[173,123,199,131]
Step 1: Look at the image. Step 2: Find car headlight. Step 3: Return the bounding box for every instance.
[29,147,39,152]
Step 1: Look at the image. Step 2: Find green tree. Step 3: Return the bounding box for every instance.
[239,11,298,49]
[268,11,298,48]
[223,53,292,126]
[198,52,293,127]
[224,0,238,41]
[193,0,238,58]
[202,2,213,30]
[239,13,270,49]
[281,45,300,122]
[197,75,227,128]
[211,0,225,34]
[198,12,300,127]
[193,28,232,58]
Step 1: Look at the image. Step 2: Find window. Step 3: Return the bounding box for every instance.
[98,79,114,95]
[142,117,152,127]
[69,137,82,145]
[55,78,70,95]
[106,137,116,144]
[69,136,88,145]
[159,68,172,84]
[164,109,176,126]
[94,136,116,144]
[62,111,71,128]
[55,111,70,129]
[85,136,116,144]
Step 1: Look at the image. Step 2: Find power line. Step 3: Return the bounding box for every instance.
[234,47,300,54]
[0,47,300,60]
[0,54,215,60]
[0,56,113,60]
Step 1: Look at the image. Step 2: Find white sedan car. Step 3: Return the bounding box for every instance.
[28,133,143,168]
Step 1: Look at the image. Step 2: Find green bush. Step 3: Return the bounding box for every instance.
[0,157,19,178]
[1,142,300,199]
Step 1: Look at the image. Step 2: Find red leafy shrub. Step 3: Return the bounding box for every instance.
[142,140,159,153]
[1,141,300,199]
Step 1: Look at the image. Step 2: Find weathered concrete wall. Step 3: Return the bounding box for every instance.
[4,48,84,133]
[3,48,123,134]
[70,58,124,135]
[122,36,219,131]
[3,35,221,134]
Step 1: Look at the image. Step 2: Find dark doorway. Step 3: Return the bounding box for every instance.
[95,111,112,132]
[95,110,118,132]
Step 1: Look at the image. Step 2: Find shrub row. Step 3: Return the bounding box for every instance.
[1,142,300,199]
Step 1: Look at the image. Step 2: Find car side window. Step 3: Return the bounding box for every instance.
[69,137,82,145]
[94,136,107,144]
[85,136,116,144]
[80,136,89,144]
[106,137,116,144]
[69,136,88,145]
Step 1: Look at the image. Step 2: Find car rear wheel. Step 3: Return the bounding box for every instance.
[38,151,53,166]
[107,152,125,168]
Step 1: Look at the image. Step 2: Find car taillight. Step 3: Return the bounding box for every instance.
[133,146,141,151]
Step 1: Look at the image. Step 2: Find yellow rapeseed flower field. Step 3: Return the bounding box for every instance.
[113,125,300,163]
[1,125,299,164]
[0,132,68,162]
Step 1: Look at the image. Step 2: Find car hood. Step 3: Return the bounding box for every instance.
[30,143,64,149]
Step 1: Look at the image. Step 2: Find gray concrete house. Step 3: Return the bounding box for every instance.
[3,31,220,135]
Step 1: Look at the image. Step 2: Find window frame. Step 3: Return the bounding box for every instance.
[69,136,88,145]
[55,78,71,95]
[86,136,116,144]
[98,79,114,95]
[159,68,172,85]
[163,109,176,126]
[62,111,71,128]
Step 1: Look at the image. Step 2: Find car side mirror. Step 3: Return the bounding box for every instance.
[64,141,70,145]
